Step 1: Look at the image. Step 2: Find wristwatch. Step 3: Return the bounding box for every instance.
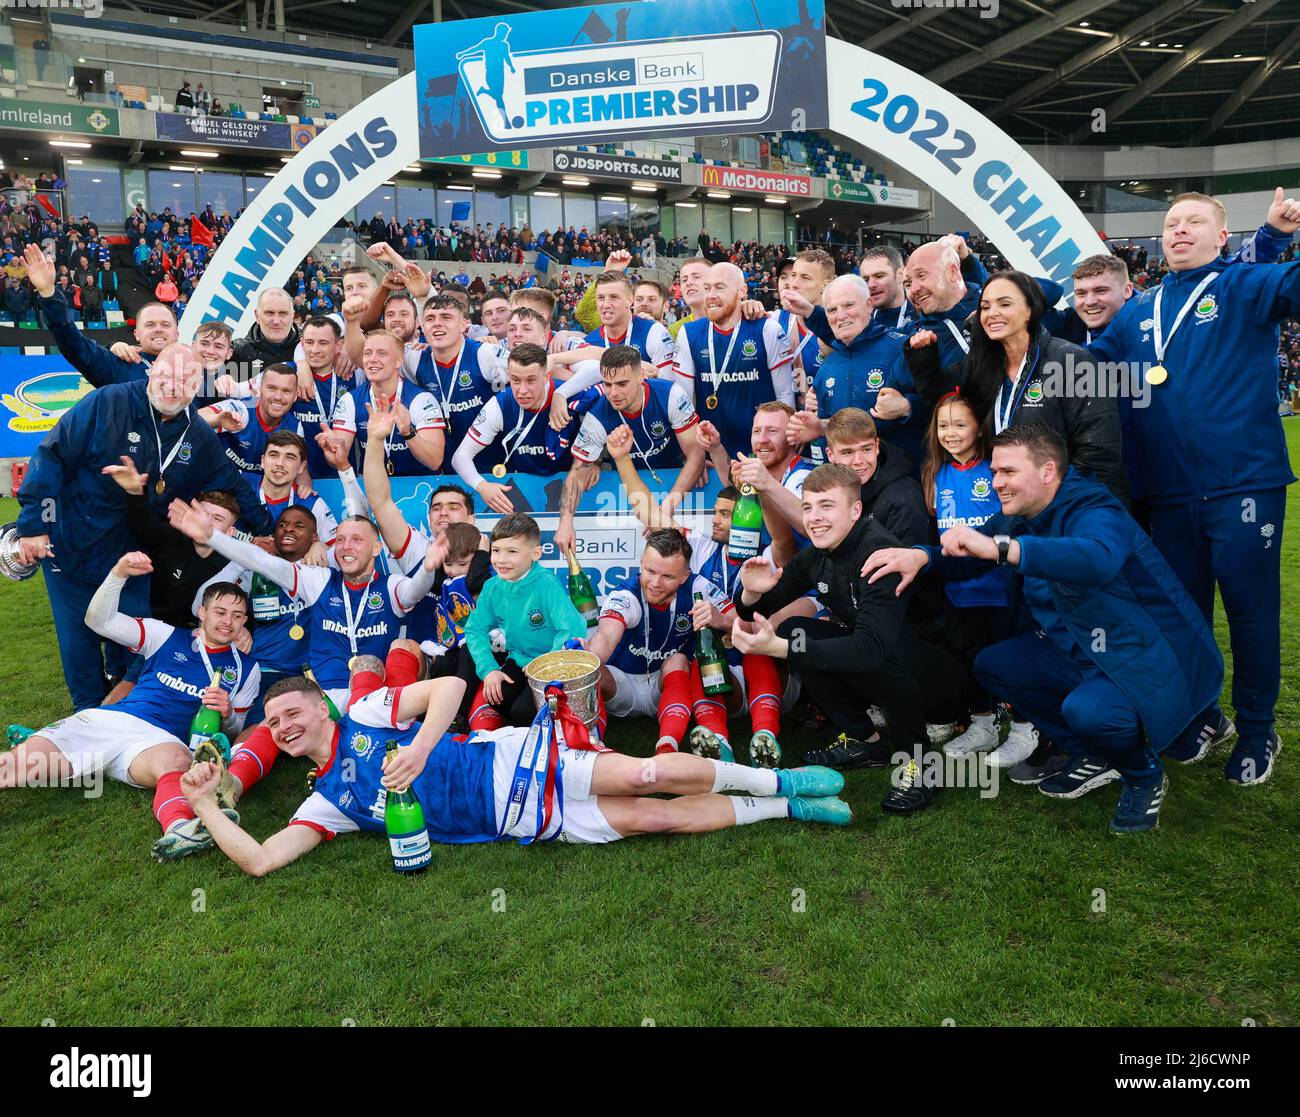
[994,534,1012,565]
[399,425,417,440]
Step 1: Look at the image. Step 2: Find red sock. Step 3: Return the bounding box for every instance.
[744,654,782,737]
[689,661,729,738]
[469,685,506,731]
[657,668,692,747]
[229,724,280,795]
[348,668,385,710]
[385,646,422,686]
[153,771,192,833]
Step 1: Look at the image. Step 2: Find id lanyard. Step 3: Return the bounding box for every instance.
[705,323,741,408]
[1152,272,1218,369]
[147,405,192,496]
[942,318,970,355]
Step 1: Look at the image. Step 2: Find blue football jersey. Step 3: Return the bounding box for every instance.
[331,379,445,477]
[600,572,732,676]
[466,382,572,475]
[208,400,304,483]
[289,689,499,843]
[584,315,675,375]
[113,621,261,741]
[412,338,502,467]
[570,377,697,470]
[935,459,1010,608]
[674,316,794,458]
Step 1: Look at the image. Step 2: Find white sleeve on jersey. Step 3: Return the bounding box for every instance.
[556,358,603,399]
[288,562,332,606]
[389,524,429,576]
[783,462,810,501]
[673,329,696,397]
[686,529,717,575]
[466,395,504,449]
[331,391,358,434]
[647,321,676,373]
[599,585,643,629]
[691,573,734,613]
[667,382,698,432]
[569,411,609,464]
[310,496,339,544]
[402,348,422,383]
[478,343,511,393]
[763,317,795,406]
[211,398,250,432]
[290,791,360,837]
[137,617,177,657]
[348,686,416,731]
[410,388,447,431]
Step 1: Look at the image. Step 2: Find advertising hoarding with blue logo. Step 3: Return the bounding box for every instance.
[413,0,827,158]
[0,356,93,458]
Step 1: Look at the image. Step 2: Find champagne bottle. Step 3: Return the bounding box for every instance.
[187,671,222,753]
[728,482,763,562]
[249,572,280,622]
[694,592,732,696]
[565,549,599,628]
[384,741,432,874]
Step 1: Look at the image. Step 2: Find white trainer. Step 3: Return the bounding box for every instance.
[943,719,999,757]
[926,722,960,745]
[987,723,1039,769]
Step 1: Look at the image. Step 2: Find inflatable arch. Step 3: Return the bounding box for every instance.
[182,37,1106,340]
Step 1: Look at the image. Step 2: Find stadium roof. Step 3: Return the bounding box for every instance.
[100,0,1300,148]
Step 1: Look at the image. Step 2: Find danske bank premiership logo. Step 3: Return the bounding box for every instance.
[2,371,93,434]
[455,25,781,144]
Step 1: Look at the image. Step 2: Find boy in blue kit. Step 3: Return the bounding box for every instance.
[464,513,588,731]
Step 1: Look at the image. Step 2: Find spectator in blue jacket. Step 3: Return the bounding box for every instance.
[864,424,1224,833]
[1089,188,1299,785]
[22,245,177,388]
[14,343,273,711]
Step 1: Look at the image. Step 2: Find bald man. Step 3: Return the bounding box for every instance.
[673,262,794,459]
[233,287,301,372]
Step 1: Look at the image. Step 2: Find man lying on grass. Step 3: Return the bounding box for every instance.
[179,656,852,876]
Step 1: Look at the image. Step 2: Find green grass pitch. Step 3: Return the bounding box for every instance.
[0,426,1296,1027]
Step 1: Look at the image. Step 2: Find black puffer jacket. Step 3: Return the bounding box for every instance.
[859,443,931,547]
[232,321,301,374]
[906,325,1129,506]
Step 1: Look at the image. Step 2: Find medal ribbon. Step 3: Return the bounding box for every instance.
[339,571,376,660]
[994,347,1043,435]
[706,322,742,402]
[1152,271,1218,366]
[147,405,192,491]
[499,391,547,471]
[942,318,971,355]
[196,641,243,703]
[498,692,564,843]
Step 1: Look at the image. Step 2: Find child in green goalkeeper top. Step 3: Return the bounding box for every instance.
[465,512,587,730]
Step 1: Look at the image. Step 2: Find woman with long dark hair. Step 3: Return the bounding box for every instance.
[906,269,1129,503]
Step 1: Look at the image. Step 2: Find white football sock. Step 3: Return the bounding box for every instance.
[971,713,996,728]
[709,760,779,796]
[655,735,678,752]
[730,795,790,825]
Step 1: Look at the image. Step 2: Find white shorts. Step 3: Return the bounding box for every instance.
[489,728,621,845]
[39,708,183,788]
[605,664,662,718]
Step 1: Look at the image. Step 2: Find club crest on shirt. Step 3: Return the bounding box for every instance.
[972,478,992,499]
[867,370,885,390]
[367,592,384,611]
[528,609,545,628]
[1025,382,1044,403]
[458,371,473,388]
[350,732,374,759]
[650,420,667,438]
[674,615,691,633]
[1194,294,1218,321]
[177,442,193,463]
[221,666,237,684]
[741,340,758,358]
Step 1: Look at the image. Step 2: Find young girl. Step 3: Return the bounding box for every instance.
[922,391,1039,768]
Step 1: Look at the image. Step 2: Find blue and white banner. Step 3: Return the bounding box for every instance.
[0,355,92,458]
[316,467,723,599]
[155,112,292,150]
[413,0,827,158]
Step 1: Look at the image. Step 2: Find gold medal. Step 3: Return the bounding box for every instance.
[289,624,305,641]
[385,458,395,476]
[491,463,508,479]
[1146,364,1168,386]
[347,655,358,670]
[706,393,719,410]
[155,478,165,495]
